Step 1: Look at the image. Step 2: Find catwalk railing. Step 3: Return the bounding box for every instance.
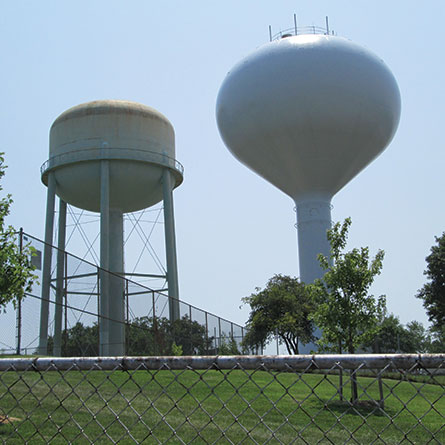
[2,232,245,356]
[0,354,443,443]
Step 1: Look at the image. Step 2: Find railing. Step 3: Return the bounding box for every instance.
[0,354,443,443]
[272,25,333,41]
[40,146,184,179]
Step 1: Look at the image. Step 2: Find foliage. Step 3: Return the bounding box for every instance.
[0,153,36,311]
[48,315,213,357]
[242,274,315,354]
[310,218,386,354]
[170,315,212,355]
[416,232,445,334]
[427,326,445,353]
[366,313,432,353]
[218,335,241,355]
[171,342,183,356]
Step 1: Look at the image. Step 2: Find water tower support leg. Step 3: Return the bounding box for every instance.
[295,199,332,284]
[162,169,180,321]
[38,172,56,355]
[295,198,332,354]
[53,199,67,356]
[100,160,110,356]
[108,209,125,356]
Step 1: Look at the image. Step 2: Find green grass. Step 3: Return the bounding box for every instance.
[0,369,443,444]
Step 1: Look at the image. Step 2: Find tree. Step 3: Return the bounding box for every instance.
[0,153,36,311]
[310,218,386,354]
[242,274,315,354]
[310,218,386,403]
[218,335,241,355]
[47,322,99,356]
[416,233,445,335]
[366,313,405,353]
[47,315,213,357]
[366,314,429,353]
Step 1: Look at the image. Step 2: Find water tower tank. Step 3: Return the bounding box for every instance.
[216,34,400,283]
[43,100,182,212]
[39,100,183,356]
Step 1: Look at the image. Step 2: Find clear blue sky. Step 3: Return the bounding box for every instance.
[1,1,444,339]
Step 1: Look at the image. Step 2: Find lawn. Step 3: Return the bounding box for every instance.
[0,368,443,444]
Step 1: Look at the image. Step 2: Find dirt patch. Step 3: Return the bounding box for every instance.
[0,415,21,424]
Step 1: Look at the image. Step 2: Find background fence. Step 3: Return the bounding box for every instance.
[0,354,443,444]
[1,232,246,357]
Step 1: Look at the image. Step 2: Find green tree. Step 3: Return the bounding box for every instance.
[48,322,99,356]
[366,313,404,353]
[48,315,213,357]
[426,326,445,353]
[218,335,241,355]
[310,218,386,354]
[170,315,212,355]
[366,314,429,353]
[310,218,386,403]
[242,274,315,354]
[0,153,36,311]
[416,233,445,335]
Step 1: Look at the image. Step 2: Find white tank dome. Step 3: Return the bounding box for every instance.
[216,34,401,202]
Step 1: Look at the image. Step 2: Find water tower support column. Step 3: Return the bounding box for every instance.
[38,172,56,355]
[295,198,332,284]
[108,209,125,356]
[99,159,125,356]
[162,168,180,321]
[53,198,67,356]
[100,159,110,356]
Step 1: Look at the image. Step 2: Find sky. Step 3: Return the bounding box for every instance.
[1,1,444,347]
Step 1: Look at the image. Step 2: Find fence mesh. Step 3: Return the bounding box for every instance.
[0,232,245,357]
[0,355,443,444]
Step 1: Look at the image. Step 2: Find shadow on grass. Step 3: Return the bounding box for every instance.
[321,399,393,418]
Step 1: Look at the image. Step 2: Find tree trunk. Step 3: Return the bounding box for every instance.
[338,338,343,402]
[378,373,384,409]
[348,335,358,404]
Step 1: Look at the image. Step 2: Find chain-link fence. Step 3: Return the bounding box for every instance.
[0,354,443,444]
[0,232,246,357]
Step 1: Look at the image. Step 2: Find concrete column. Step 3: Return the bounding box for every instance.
[108,209,125,356]
[295,198,332,284]
[38,172,56,355]
[99,159,110,356]
[295,197,332,354]
[162,168,180,321]
[53,199,67,356]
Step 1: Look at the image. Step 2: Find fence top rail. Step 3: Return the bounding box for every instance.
[1,354,444,372]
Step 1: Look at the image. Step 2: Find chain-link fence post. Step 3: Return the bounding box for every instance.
[15,228,23,356]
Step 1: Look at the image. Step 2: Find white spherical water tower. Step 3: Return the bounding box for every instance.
[39,100,183,356]
[216,32,401,290]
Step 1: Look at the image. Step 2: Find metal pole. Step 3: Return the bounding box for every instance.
[189,304,193,353]
[268,25,272,42]
[294,14,298,35]
[325,16,330,35]
[64,251,68,355]
[100,158,110,356]
[218,317,222,351]
[16,228,23,355]
[205,312,209,354]
[53,199,66,356]
[108,209,125,356]
[162,167,180,321]
[38,172,56,355]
